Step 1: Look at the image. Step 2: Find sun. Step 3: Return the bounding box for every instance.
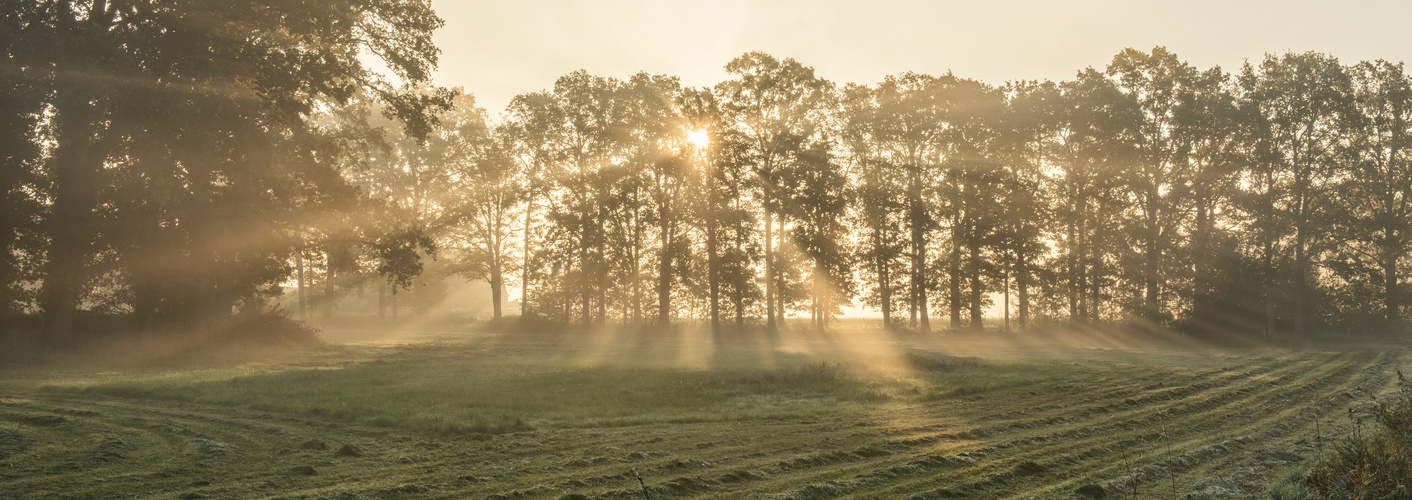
[687,129,710,149]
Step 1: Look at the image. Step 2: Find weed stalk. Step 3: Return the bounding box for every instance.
[632,467,651,500]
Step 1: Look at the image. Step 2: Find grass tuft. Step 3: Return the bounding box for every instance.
[1300,370,1412,498]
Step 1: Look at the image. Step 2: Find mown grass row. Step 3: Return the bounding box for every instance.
[0,338,1401,500]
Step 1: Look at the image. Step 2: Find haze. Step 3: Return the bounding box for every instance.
[435,0,1412,114]
[8,2,1412,498]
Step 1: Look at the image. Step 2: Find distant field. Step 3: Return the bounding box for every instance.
[0,324,1404,499]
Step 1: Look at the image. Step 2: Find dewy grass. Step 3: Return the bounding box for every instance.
[8,345,1076,435]
[1298,370,1412,498]
[0,332,1400,500]
[16,355,919,434]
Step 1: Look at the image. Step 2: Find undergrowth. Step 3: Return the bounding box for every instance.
[1299,370,1412,499]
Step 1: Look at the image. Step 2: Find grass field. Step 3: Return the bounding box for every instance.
[0,321,1405,499]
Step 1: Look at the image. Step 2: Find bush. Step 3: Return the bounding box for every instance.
[213,313,322,348]
[1302,371,1412,499]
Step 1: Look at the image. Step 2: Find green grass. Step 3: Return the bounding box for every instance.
[0,327,1402,500]
[11,343,1067,435]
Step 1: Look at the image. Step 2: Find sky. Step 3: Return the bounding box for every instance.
[430,0,1412,117]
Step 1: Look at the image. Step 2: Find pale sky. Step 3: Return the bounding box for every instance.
[431,0,1412,116]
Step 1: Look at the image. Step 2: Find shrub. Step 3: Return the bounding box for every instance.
[1302,371,1412,498]
[213,313,322,348]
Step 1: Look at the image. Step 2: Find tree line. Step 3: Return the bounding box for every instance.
[306,47,1412,337]
[4,3,1410,345]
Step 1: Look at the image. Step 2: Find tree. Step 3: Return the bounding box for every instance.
[1177,66,1248,329]
[938,77,1006,330]
[546,71,630,325]
[781,142,853,328]
[869,73,949,331]
[14,0,451,346]
[502,91,565,319]
[1107,47,1198,325]
[1340,60,1412,326]
[621,73,685,327]
[840,83,907,328]
[0,5,44,337]
[1048,69,1138,324]
[997,80,1061,329]
[680,87,733,332]
[719,52,831,331]
[1240,52,1356,333]
[436,94,522,320]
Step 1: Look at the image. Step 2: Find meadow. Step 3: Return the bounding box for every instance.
[0,321,1403,499]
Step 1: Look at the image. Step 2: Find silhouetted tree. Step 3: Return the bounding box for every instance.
[719,52,831,331]
[1338,60,1412,327]
[1240,52,1356,333]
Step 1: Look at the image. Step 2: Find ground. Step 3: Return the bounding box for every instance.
[0,322,1403,499]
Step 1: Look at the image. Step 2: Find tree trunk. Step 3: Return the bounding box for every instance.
[910,171,929,332]
[879,255,891,329]
[949,238,962,329]
[1263,239,1276,336]
[596,211,608,325]
[580,221,592,326]
[297,252,307,320]
[1077,208,1090,323]
[378,280,386,319]
[779,216,790,322]
[1089,250,1101,322]
[490,253,503,320]
[1003,261,1010,330]
[522,195,534,318]
[658,195,672,328]
[734,217,746,331]
[1145,233,1160,324]
[632,188,642,325]
[1017,254,1030,329]
[968,238,983,330]
[322,262,335,320]
[707,197,721,334]
[1068,218,1079,321]
[41,97,104,348]
[1192,202,1209,327]
[765,208,775,331]
[1385,249,1399,325]
[1294,221,1307,334]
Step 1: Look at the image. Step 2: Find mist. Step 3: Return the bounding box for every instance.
[3,2,1412,499]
